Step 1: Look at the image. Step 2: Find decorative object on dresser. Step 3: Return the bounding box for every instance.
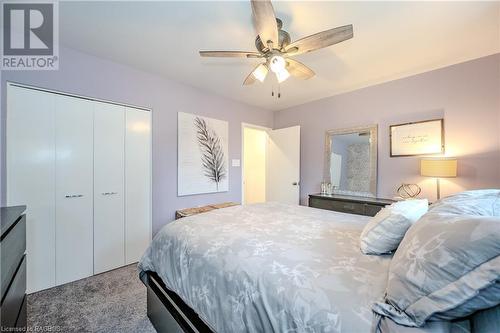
[175,202,239,219]
[1,205,27,331]
[421,158,457,200]
[390,118,444,157]
[178,112,229,196]
[309,194,395,217]
[324,125,378,197]
[320,182,335,195]
[396,183,422,199]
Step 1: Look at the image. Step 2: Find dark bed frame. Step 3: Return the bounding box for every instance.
[141,270,500,333]
[141,271,215,333]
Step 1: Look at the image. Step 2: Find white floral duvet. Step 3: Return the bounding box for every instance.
[138,202,392,333]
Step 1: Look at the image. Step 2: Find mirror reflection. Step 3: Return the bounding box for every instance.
[325,126,378,197]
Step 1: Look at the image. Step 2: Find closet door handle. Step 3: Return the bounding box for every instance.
[65,194,83,198]
[101,192,118,196]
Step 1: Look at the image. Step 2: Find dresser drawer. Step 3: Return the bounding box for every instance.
[309,198,365,215]
[1,215,26,300]
[364,204,384,217]
[15,295,27,328]
[1,255,26,329]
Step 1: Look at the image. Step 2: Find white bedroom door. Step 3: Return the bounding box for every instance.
[93,102,126,274]
[266,126,301,204]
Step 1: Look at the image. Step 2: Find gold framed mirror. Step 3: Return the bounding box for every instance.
[324,125,378,197]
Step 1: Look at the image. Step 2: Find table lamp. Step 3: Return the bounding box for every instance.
[420,158,457,200]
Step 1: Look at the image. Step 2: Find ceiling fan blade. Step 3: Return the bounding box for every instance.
[285,24,353,56]
[286,58,315,80]
[243,63,269,85]
[199,51,262,58]
[251,0,279,49]
[243,72,256,86]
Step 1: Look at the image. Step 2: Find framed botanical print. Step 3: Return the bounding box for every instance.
[390,119,444,157]
[178,112,229,196]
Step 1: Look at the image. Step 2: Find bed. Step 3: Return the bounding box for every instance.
[138,202,494,333]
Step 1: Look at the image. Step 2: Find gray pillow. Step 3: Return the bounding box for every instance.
[372,190,500,327]
[428,189,500,216]
[360,199,428,255]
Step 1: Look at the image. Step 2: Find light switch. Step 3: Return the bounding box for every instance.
[232,159,241,167]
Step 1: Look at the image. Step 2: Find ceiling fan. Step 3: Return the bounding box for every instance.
[199,0,353,86]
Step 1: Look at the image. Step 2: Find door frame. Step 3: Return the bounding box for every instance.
[7,81,152,111]
[241,123,271,204]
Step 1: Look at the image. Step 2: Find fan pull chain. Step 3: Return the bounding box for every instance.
[271,84,282,99]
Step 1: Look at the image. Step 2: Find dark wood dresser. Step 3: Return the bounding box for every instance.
[309,194,395,217]
[1,205,27,331]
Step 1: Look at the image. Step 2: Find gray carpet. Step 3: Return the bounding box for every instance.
[27,264,156,333]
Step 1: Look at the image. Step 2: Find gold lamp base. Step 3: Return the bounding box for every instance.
[436,178,441,200]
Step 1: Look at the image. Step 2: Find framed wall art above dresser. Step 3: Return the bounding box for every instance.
[390,118,444,157]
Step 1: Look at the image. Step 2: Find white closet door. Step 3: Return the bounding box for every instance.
[93,102,125,274]
[55,95,94,285]
[7,85,56,293]
[125,108,152,264]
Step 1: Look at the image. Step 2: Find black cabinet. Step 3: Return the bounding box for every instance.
[309,194,394,217]
[1,205,27,331]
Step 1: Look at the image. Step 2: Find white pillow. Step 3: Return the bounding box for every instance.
[359,199,428,254]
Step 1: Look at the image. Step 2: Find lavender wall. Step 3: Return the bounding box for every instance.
[0,46,273,234]
[1,47,498,232]
[274,54,500,204]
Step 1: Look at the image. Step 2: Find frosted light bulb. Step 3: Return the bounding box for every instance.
[269,56,286,73]
[275,68,290,83]
[252,64,268,82]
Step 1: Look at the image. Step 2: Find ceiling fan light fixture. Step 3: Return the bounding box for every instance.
[275,67,290,83]
[252,64,269,82]
[269,55,286,73]
[199,0,353,90]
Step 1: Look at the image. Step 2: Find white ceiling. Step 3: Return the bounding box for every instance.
[60,1,500,111]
